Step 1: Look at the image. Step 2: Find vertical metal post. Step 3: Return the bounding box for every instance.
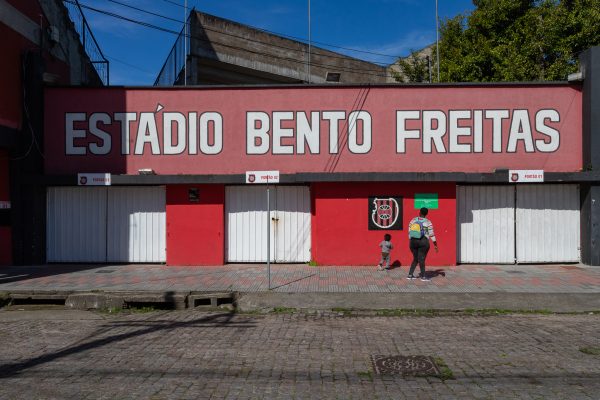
[184,0,187,86]
[266,180,271,289]
[436,0,440,82]
[427,55,432,83]
[308,0,311,84]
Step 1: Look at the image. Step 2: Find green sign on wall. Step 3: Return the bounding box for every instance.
[414,193,438,209]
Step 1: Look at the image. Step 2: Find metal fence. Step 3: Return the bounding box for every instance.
[154,15,191,86]
[63,0,109,85]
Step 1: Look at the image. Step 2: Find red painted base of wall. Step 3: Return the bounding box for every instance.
[166,185,225,265]
[165,182,456,267]
[311,182,456,266]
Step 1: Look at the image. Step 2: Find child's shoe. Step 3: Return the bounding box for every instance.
[406,275,416,280]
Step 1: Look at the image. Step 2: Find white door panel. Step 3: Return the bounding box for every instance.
[516,184,579,263]
[226,186,274,262]
[107,187,166,262]
[274,186,311,262]
[458,185,515,263]
[47,187,107,262]
[226,186,311,262]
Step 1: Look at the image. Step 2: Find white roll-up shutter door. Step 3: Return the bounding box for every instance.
[47,186,165,263]
[458,185,515,264]
[47,187,107,262]
[107,187,166,263]
[516,184,580,263]
[226,186,311,263]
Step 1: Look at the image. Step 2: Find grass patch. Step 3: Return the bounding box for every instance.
[129,305,161,313]
[579,346,600,355]
[375,309,438,317]
[98,307,123,314]
[374,308,560,317]
[463,308,553,316]
[357,371,373,381]
[99,304,166,314]
[307,260,318,267]
[271,307,297,314]
[331,307,353,316]
[433,357,455,381]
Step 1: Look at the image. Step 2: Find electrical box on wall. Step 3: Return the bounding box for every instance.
[188,188,199,203]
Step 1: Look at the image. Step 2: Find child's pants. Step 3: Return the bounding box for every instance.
[379,252,390,268]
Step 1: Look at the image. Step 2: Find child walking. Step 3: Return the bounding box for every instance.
[377,233,393,271]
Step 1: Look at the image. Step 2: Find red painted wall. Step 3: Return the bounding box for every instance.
[311,182,456,266]
[0,3,70,130]
[166,184,225,265]
[0,150,10,265]
[0,24,25,130]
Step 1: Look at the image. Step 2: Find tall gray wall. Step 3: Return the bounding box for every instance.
[580,47,600,266]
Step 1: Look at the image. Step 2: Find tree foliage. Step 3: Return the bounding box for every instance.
[438,0,600,82]
[391,49,431,83]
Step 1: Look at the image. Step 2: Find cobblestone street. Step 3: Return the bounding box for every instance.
[0,310,599,399]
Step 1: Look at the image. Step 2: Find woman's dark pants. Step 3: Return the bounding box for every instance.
[409,237,430,277]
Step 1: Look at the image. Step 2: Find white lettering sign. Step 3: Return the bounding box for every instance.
[246,170,280,184]
[78,173,111,186]
[509,170,544,183]
[65,108,224,156]
[63,107,561,157]
[396,108,559,154]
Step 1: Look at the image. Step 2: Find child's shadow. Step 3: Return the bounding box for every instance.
[386,260,402,270]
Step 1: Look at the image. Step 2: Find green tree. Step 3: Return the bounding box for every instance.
[438,0,600,82]
[391,49,431,83]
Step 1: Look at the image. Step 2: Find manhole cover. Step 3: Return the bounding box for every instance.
[95,269,115,274]
[371,355,441,376]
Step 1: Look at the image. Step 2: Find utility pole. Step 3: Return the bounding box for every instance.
[184,0,187,86]
[427,55,432,83]
[436,0,440,82]
[308,0,311,84]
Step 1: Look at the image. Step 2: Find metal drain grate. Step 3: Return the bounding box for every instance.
[371,355,441,376]
[95,269,115,274]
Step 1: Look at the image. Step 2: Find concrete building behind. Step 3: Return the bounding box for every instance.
[155,11,390,86]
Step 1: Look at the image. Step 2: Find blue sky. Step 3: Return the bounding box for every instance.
[78,0,475,85]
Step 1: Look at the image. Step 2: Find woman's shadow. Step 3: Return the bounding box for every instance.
[424,269,446,278]
[387,262,447,278]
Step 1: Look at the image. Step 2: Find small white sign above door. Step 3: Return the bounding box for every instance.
[77,173,111,186]
[509,170,544,183]
[245,170,280,184]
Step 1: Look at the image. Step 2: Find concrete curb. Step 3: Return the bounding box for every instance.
[235,292,600,313]
[2,290,600,313]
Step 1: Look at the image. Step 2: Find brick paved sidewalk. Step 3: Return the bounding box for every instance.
[1,263,599,293]
[1,310,600,399]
